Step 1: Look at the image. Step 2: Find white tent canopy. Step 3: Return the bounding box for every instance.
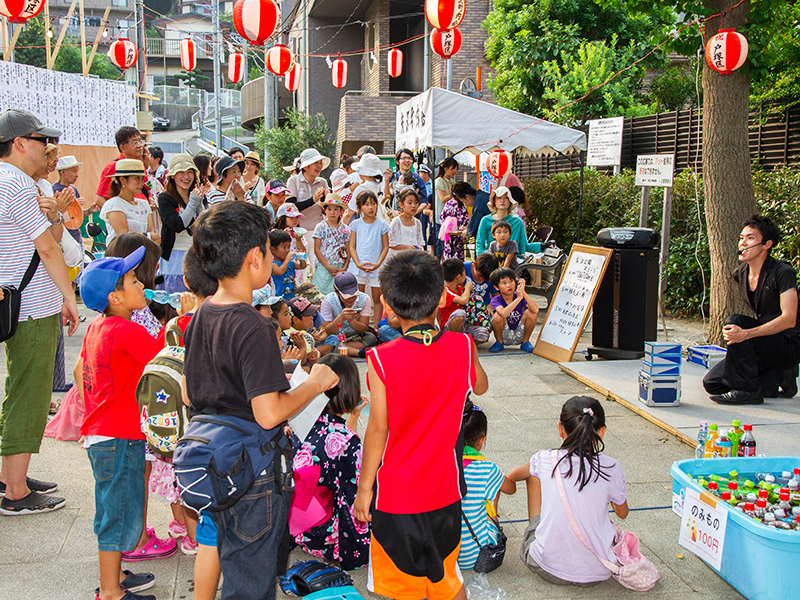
[395,88,586,157]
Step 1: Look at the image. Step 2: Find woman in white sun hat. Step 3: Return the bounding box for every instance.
[287,148,331,268]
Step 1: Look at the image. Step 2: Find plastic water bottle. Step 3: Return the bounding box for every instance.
[704,424,719,458]
[695,421,708,459]
[755,499,767,519]
[144,289,182,310]
[737,424,756,457]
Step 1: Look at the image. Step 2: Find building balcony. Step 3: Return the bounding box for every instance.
[145,38,211,59]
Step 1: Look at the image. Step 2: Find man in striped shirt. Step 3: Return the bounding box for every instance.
[0,109,79,515]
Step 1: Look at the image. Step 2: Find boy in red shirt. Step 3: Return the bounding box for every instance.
[74,246,160,600]
[441,258,490,344]
[355,250,489,600]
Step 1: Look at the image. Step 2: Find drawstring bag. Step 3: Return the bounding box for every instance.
[551,450,659,591]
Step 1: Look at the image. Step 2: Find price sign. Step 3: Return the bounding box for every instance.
[678,487,728,571]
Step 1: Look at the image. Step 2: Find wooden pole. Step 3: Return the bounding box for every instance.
[49,0,79,69]
[83,7,110,76]
[44,3,52,69]
[1,17,6,59]
[79,0,86,75]
[3,23,21,62]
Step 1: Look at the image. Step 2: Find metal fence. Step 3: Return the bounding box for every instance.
[150,85,241,111]
[515,104,800,178]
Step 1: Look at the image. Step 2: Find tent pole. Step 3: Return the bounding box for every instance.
[577,151,584,244]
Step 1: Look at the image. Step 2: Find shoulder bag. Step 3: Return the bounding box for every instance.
[0,252,41,343]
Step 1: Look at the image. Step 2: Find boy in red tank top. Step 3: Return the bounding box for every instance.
[354,250,489,600]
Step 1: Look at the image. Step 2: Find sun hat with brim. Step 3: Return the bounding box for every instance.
[318,192,347,209]
[267,179,290,194]
[333,272,359,299]
[276,203,304,219]
[352,153,382,177]
[244,151,262,167]
[283,157,300,173]
[165,153,200,180]
[56,156,82,170]
[0,109,61,143]
[214,155,246,184]
[329,168,349,192]
[298,148,331,171]
[106,159,146,178]
[252,289,283,308]
[488,185,517,212]
[79,246,146,312]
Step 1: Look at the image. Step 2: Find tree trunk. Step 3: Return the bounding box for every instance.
[703,0,757,344]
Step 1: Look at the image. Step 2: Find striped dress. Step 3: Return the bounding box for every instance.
[459,450,506,570]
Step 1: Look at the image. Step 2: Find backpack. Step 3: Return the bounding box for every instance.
[136,317,186,458]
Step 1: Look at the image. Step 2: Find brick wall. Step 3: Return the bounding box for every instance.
[361,0,390,92]
[335,93,410,160]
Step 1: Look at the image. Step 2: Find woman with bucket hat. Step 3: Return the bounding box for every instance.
[287,148,331,268]
[99,159,160,245]
[242,150,266,205]
[157,154,209,293]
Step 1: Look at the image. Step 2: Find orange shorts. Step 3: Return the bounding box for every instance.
[368,502,463,600]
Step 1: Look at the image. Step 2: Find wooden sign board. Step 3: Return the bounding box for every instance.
[534,244,613,363]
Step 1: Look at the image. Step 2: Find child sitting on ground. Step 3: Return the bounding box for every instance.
[75,247,160,600]
[355,250,489,600]
[441,258,490,344]
[318,272,379,357]
[271,229,306,299]
[183,201,339,600]
[489,220,519,269]
[509,396,629,586]
[458,400,516,571]
[489,267,539,354]
[464,253,498,334]
[290,353,370,569]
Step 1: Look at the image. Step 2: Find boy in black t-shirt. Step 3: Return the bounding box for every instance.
[183,201,338,600]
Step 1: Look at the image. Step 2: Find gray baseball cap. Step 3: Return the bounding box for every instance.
[0,109,62,143]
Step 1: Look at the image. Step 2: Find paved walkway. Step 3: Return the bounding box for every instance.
[0,305,743,599]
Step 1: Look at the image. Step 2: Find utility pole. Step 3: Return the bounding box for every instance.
[136,1,147,112]
[446,58,452,91]
[212,0,222,154]
[423,20,429,90]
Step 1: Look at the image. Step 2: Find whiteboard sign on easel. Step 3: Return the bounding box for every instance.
[534,244,613,363]
[586,117,624,167]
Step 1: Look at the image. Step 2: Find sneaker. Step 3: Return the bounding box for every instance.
[168,519,187,538]
[0,491,66,515]
[0,477,57,497]
[94,592,156,600]
[520,341,534,353]
[489,342,504,353]
[181,536,199,555]
[95,570,155,595]
[121,530,178,561]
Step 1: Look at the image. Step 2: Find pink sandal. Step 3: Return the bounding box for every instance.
[121,528,178,562]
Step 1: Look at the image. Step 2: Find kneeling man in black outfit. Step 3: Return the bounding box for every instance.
[703,215,800,405]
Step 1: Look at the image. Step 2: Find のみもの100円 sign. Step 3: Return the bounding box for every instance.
[678,487,728,571]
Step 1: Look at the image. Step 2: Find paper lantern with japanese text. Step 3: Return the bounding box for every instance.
[0,0,45,24]
[266,44,294,76]
[430,28,461,60]
[705,28,748,75]
[285,62,301,92]
[180,38,196,72]
[228,52,244,83]
[424,0,465,30]
[332,58,347,89]
[388,48,403,78]
[487,150,512,178]
[233,0,279,46]
[108,38,138,70]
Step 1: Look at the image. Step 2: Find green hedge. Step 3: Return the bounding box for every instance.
[522,166,800,317]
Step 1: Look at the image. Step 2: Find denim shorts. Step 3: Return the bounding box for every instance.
[87,438,146,552]
[318,335,340,350]
[196,510,217,547]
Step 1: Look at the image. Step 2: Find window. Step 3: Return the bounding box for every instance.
[112,0,127,7]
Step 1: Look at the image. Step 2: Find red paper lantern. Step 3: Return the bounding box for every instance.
[424,0,465,30]
[388,48,403,78]
[430,28,462,60]
[233,0,279,46]
[266,44,294,76]
[228,52,244,83]
[108,38,138,70]
[332,58,347,89]
[285,62,301,92]
[0,0,44,24]
[487,150,512,178]
[705,28,748,75]
[180,38,196,72]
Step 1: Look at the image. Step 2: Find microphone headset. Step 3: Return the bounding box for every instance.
[737,241,766,255]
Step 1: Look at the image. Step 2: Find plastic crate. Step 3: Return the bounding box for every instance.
[638,371,681,406]
[687,345,727,369]
[671,457,800,600]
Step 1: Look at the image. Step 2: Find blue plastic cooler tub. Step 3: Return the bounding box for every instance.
[671,457,800,600]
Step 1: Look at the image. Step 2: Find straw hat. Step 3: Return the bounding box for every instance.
[244,150,262,167]
[298,148,331,171]
[45,143,59,155]
[106,159,146,178]
[318,192,347,209]
[166,153,200,180]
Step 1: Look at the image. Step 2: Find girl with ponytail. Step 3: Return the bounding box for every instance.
[510,396,630,586]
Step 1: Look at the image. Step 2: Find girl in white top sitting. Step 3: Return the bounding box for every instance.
[99,159,161,245]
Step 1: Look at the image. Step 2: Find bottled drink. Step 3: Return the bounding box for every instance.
[714,435,733,458]
[728,481,742,502]
[728,420,744,456]
[708,481,719,495]
[705,424,719,458]
[755,499,767,519]
[780,490,792,512]
[695,421,709,459]
[765,513,777,525]
[744,502,756,518]
[738,424,756,457]
[144,288,182,310]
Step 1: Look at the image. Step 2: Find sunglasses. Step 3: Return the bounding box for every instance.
[21,135,56,146]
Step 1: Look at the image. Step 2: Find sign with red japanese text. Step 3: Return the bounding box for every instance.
[679,487,728,571]
[586,117,623,166]
[635,153,675,187]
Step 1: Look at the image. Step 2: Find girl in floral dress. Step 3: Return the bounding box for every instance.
[440,193,470,260]
[290,353,370,570]
[312,194,351,295]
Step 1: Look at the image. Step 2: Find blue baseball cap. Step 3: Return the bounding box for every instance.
[80,246,146,312]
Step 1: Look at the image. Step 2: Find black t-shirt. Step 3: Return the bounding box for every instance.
[734,257,799,335]
[184,299,290,421]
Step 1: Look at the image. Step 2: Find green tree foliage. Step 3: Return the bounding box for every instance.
[483,0,665,115]
[256,109,335,182]
[175,68,211,89]
[541,35,657,125]
[648,63,701,112]
[14,17,48,69]
[750,2,800,111]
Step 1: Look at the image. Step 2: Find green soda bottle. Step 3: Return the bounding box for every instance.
[728,420,744,456]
